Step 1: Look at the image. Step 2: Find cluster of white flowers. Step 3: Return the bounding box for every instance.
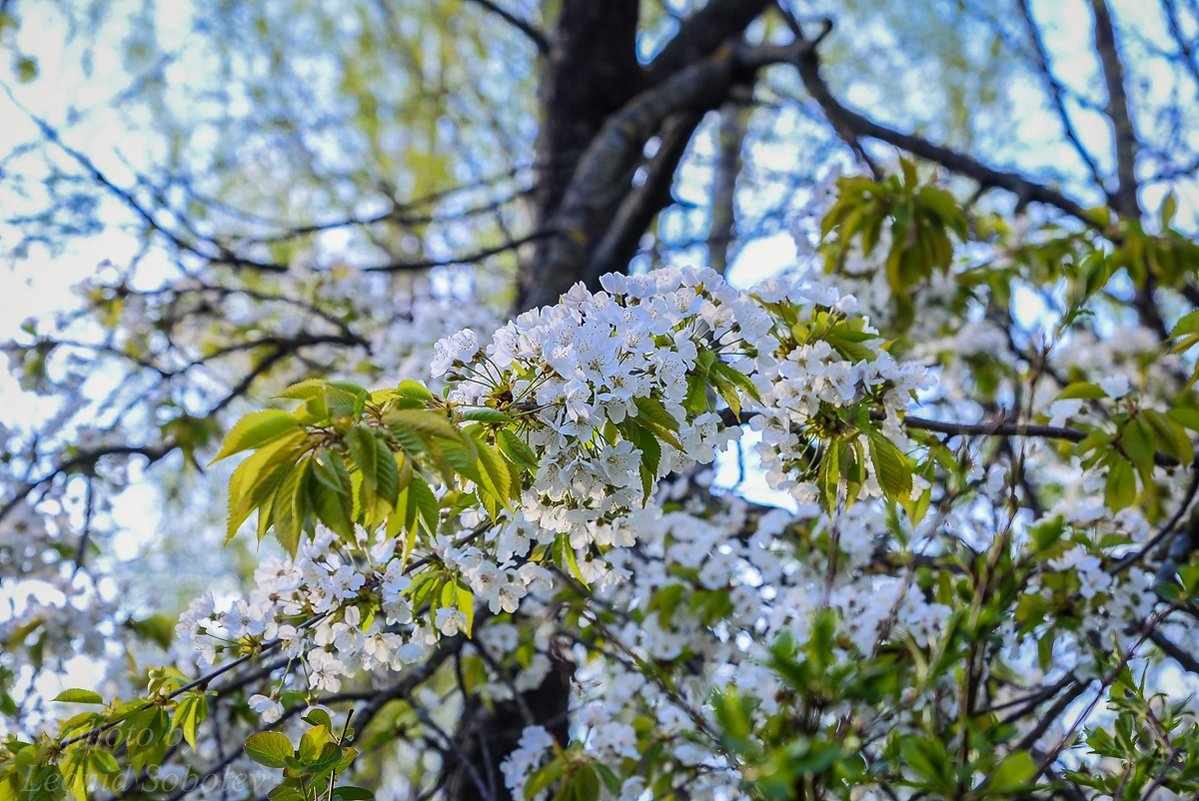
[748,279,933,503]
[500,725,555,801]
[111,257,1192,801]
[494,489,956,796]
[177,266,950,717]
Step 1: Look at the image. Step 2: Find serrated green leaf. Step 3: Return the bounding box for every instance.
[373,433,399,507]
[633,396,679,433]
[473,436,511,512]
[277,378,328,402]
[383,408,461,441]
[410,475,439,536]
[210,410,301,464]
[271,457,311,555]
[396,379,435,402]
[461,408,510,423]
[867,430,911,500]
[345,428,378,489]
[498,429,538,471]
[226,430,306,542]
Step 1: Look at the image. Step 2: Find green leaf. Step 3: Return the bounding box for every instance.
[456,582,475,637]
[473,436,512,511]
[310,451,355,539]
[383,408,461,441]
[524,759,564,800]
[396,379,435,402]
[298,724,333,764]
[461,408,510,423]
[987,750,1037,794]
[633,396,680,433]
[571,765,601,801]
[210,410,301,464]
[594,764,621,795]
[1143,409,1193,463]
[267,788,306,801]
[373,433,400,507]
[89,750,120,775]
[498,429,538,470]
[271,456,311,556]
[409,475,439,535]
[311,484,353,540]
[1122,416,1156,478]
[277,378,328,402]
[53,689,103,705]
[1167,406,1199,432]
[244,732,294,769]
[302,708,333,729]
[345,428,379,489]
[867,430,911,500]
[331,788,374,801]
[684,371,710,415]
[1056,381,1107,401]
[899,736,951,790]
[61,749,89,801]
[225,430,306,542]
[1104,457,1137,511]
[172,693,208,750]
[555,535,589,588]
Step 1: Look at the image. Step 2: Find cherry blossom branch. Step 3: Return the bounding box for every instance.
[154,639,466,801]
[57,523,491,750]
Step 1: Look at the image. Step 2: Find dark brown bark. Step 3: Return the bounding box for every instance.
[450,4,780,798]
[707,96,749,275]
[442,650,575,801]
[518,0,642,313]
[517,0,778,313]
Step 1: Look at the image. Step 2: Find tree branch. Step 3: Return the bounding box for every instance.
[463,0,549,55]
[720,407,1180,467]
[789,21,1097,226]
[363,230,550,272]
[645,0,771,84]
[1017,0,1107,188]
[1089,0,1141,217]
[1148,629,1199,674]
[522,38,818,310]
[707,96,750,274]
[583,109,704,285]
[1161,0,1199,95]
